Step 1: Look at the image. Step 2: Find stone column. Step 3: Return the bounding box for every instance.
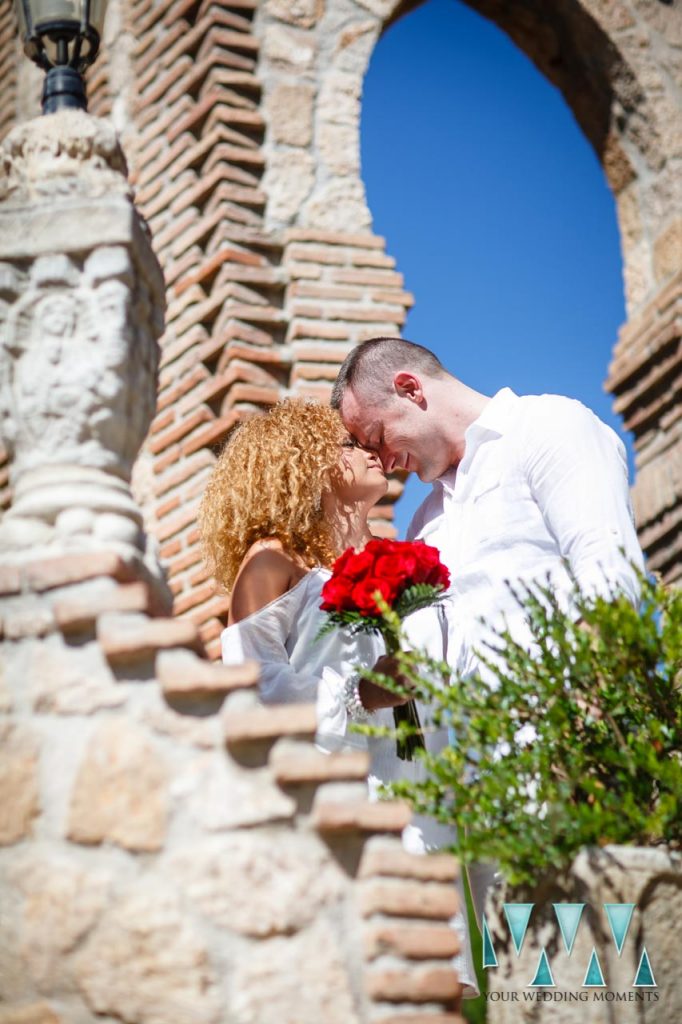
[0,110,164,556]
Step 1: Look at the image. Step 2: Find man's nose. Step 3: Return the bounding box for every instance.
[379,447,395,473]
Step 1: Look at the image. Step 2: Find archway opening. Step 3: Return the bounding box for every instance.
[361,0,630,535]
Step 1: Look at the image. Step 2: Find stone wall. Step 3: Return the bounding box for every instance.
[0,110,466,1024]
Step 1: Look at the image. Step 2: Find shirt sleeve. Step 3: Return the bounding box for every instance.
[221,603,361,753]
[521,396,644,605]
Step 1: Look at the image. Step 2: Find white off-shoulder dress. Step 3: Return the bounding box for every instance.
[221,566,478,996]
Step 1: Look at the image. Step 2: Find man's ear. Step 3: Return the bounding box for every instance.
[394,371,424,404]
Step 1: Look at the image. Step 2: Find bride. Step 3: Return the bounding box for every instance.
[199,398,477,997]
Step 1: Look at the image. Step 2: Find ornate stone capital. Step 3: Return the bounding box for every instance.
[0,112,165,555]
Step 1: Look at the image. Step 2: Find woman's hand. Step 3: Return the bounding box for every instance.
[358,654,414,712]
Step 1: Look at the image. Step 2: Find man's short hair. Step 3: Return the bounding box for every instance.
[330,337,447,409]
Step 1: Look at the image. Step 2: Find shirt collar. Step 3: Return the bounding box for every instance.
[436,387,519,490]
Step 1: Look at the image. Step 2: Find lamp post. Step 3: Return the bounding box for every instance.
[14,0,108,114]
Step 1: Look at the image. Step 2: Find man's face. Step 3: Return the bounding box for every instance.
[339,383,450,483]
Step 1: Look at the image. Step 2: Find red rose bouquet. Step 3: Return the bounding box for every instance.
[319,538,451,760]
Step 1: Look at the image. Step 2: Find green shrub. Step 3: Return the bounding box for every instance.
[362,572,682,886]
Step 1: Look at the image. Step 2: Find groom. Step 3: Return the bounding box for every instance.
[331,336,645,921]
[331,336,643,638]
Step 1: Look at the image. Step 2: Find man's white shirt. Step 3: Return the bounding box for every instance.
[406,387,645,673]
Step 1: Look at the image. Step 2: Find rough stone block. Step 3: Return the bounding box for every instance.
[266,83,315,146]
[0,723,40,845]
[264,0,323,28]
[72,881,221,1024]
[67,719,168,851]
[229,920,360,1024]
[165,831,343,936]
[176,751,296,829]
[10,853,111,990]
[25,637,126,715]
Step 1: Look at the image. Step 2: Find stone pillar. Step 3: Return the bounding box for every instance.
[0,110,164,559]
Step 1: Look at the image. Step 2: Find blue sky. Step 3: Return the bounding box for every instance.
[360,0,631,536]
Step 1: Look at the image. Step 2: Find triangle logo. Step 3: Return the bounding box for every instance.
[583,947,606,987]
[553,903,585,955]
[503,903,534,955]
[633,947,657,987]
[529,948,555,987]
[482,915,498,969]
[604,903,635,956]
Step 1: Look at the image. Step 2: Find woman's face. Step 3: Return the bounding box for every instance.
[334,435,388,503]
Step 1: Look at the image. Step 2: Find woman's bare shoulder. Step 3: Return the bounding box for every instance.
[229,539,306,624]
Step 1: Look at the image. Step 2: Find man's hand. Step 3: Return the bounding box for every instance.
[358,654,414,712]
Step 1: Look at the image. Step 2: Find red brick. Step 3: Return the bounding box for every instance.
[291,341,353,363]
[54,582,157,632]
[156,503,199,543]
[154,449,215,498]
[223,704,317,747]
[156,647,258,699]
[187,593,230,626]
[199,617,225,646]
[157,365,211,414]
[25,552,136,592]
[286,244,347,266]
[203,635,223,661]
[153,444,182,475]
[360,846,460,882]
[288,320,349,341]
[330,268,404,287]
[290,303,405,324]
[155,494,181,520]
[360,879,459,920]
[98,613,202,662]
[221,383,280,411]
[284,228,385,248]
[290,363,340,383]
[181,411,241,456]
[189,562,212,586]
[366,967,461,1004]
[149,405,214,455]
[150,408,176,436]
[0,565,21,595]
[369,289,415,307]
[173,580,217,615]
[174,246,266,296]
[365,923,461,961]
[159,538,183,559]
[269,746,371,785]
[289,281,364,301]
[350,251,397,268]
[167,546,204,577]
[312,800,412,835]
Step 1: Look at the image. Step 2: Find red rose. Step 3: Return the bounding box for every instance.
[412,542,450,588]
[320,575,355,612]
[375,552,417,593]
[351,576,395,615]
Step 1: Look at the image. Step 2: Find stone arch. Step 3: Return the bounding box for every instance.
[256,0,681,581]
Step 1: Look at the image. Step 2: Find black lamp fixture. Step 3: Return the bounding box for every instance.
[14,0,108,114]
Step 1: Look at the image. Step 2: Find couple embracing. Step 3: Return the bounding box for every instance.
[199,336,644,1001]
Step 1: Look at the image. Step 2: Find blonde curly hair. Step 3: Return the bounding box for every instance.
[199,399,346,592]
